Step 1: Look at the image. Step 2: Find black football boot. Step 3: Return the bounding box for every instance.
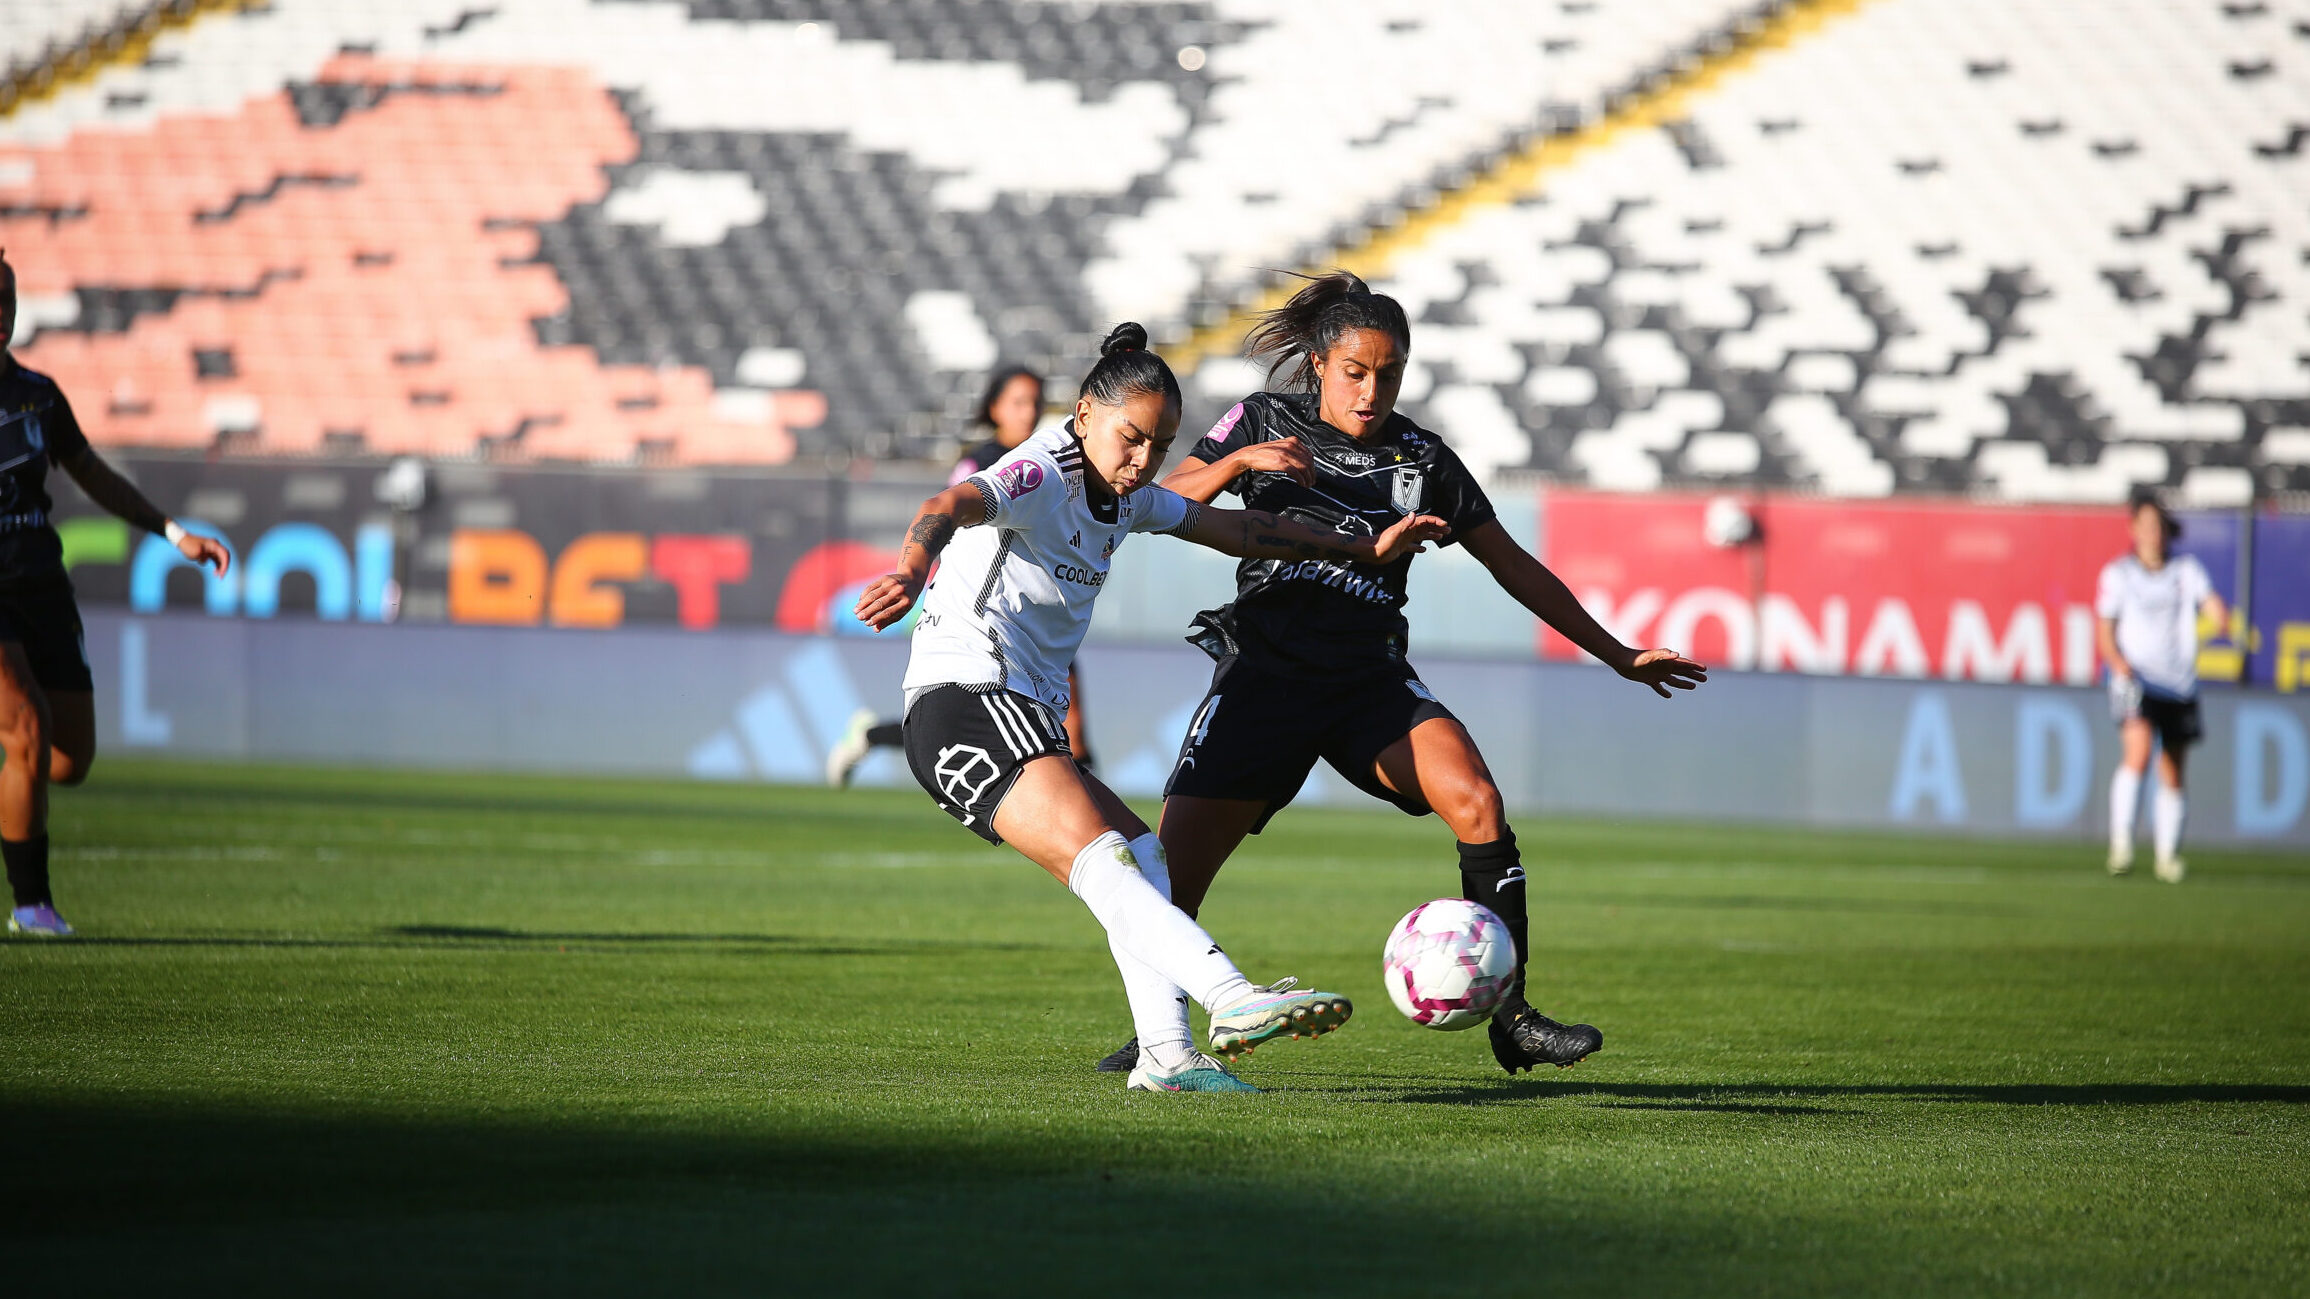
[1488,984,1603,1073]
[1093,1036,1140,1073]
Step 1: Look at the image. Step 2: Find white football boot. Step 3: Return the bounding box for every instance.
[1128,1050,1263,1094]
[825,708,877,787]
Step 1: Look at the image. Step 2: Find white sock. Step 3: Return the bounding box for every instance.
[2109,767,2142,856]
[1067,832,1253,1016]
[1110,832,1194,1067]
[2153,786,2185,863]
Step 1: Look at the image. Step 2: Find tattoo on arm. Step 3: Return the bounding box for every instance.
[1239,511,1356,562]
[907,511,957,557]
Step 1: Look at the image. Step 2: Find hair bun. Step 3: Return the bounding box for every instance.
[1100,321,1149,357]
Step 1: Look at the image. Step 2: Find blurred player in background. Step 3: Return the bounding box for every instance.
[0,251,229,936]
[1094,271,1707,1078]
[2097,493,2224,883]
[854,322,1447,1093]
[827,365,1095,782]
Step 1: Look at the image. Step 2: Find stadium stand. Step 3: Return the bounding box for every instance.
[2,0,2303,496]
[1338,0,2310,503]
[4,1,190,116]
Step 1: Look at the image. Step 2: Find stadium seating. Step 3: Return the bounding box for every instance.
[4,1,158,113]
[1351,0,2310,502]
[2,0,2303,496]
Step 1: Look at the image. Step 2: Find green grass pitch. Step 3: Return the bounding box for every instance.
[4,758,2306,1295]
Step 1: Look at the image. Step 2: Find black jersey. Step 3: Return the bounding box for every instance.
[1182,391,1497,676]
[0,362,91,583]
[948,436,1014,485]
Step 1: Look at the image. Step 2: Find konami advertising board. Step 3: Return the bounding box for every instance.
[1537,491,2291,687]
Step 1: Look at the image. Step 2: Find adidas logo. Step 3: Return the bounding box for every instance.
[688,641,880,781]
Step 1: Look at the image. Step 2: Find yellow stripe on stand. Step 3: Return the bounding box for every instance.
[1168,0,1875,373]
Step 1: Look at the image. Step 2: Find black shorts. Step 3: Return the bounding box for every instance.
[2112,679,2203,754]
[0,572,93,693]
[1162,656,1457,833]
[903,685,1073,844]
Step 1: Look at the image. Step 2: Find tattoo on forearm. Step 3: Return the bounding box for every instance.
[907,511,956,557]
[1240,511,1356,562]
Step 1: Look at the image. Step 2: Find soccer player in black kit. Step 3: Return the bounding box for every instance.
[1094,271,1708,1076]
[0,251,229,935]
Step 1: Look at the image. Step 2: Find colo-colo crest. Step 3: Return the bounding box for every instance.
[1389,465,1425,515]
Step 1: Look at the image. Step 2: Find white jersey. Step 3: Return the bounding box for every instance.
[2096,552,2213,699]
[903,425,1199,714]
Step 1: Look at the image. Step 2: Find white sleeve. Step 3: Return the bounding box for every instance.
[968,445,1066,531]
[2095,561,2124,619]
[2183,556,2215,607]
[1128,485,1202,536]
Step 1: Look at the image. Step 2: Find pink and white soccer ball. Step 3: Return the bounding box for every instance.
[1382,898,1516,1030]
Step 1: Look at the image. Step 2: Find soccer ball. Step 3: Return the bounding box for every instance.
[1381,898,1517,1030]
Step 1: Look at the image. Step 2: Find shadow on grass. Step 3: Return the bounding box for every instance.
[1312,1076,2310,1109]
[4,1085,2299,1297]
[0,1095,1784,1296]
[85,773,912,834]
[23,925,1050,957]
[1554,893,2027,917]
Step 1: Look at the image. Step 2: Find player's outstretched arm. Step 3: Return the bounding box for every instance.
[1161,437,1314,504]
[1178,503,1448,565]
[853,482,989,631]
[61,445,229,574]
[1460,520,1706,699]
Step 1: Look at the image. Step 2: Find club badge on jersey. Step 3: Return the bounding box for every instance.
[1389,466,1424,514]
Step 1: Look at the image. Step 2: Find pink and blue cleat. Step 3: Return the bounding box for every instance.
[7,904,74,937]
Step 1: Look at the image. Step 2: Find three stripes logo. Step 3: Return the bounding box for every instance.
[979,692,1061,758]
[687,641,872,781]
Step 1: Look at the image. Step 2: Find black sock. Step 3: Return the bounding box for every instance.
[865,722,904,748]
[4,834,51,908]
[1459,832,1527,1000]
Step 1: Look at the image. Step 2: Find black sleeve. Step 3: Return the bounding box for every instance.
[43,387,90,465]
[1427,442,1497,547]
[1183,398,1260,466]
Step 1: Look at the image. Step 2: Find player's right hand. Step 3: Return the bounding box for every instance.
[177,532,231,575]
[1231,437,1315,486]
[1619,647,1709,698]
[853,572,922,631]
[1367,512,1450,563]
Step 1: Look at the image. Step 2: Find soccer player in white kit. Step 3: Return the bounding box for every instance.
[853,323,1449,1092]
[2095,495,2227,882]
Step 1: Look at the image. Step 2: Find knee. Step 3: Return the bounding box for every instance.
[51,744,93,787]
[1445,781,1508,839]
[0,709,45,768]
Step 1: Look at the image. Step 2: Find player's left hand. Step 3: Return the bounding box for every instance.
[853,573,923,631]
[1367,513,1450,563]
[1617,647,1708,698]
[178,532,231,575]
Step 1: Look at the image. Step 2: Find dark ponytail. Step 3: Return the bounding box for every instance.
[1077,321,1182,412]
[1243,269,1411,390]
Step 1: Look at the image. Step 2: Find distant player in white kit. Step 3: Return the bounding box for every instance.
[854,323,1449,1092]
[2095,494,2226,882]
